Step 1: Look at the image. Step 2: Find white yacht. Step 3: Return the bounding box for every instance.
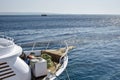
[0,36,74,80]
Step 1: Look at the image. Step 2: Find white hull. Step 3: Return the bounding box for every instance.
[50,55,68,80]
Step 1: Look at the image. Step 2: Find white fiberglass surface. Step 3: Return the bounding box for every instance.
[0,38,14,48]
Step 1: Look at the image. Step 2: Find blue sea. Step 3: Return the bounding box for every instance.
[0,15,120,80]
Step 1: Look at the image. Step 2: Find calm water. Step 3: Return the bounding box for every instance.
[0,15,120,80]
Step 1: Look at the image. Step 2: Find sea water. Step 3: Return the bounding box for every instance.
[0,15,120,80]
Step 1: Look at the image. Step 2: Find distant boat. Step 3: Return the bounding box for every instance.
[41,14,47,16]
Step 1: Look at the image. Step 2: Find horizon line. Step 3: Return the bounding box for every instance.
[0,12,120,15]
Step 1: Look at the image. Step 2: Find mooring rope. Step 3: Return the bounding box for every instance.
[65,69,70,80]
